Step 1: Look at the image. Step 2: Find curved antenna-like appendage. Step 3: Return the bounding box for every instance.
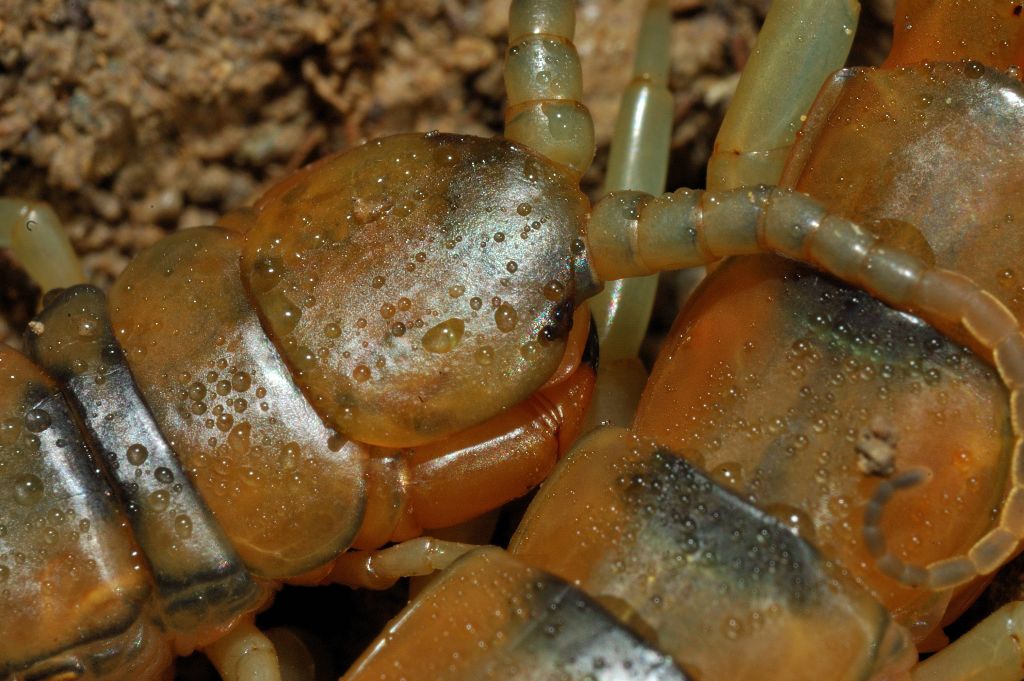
[504,0,595,177]
[586,185,1024,591]
[861,468,933,587]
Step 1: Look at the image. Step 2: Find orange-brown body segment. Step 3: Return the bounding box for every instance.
[0,345,171,679]
[239,133,592,448]
[886,0,1024,71]
[636,53,1024,641]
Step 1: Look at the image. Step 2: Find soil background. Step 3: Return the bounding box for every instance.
[0,0,896,678]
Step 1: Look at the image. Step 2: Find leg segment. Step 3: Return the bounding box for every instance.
[584,185,1024,591]
[264,629,318,681]
[503,0,595,177]
[602,0,673,197]
[590,0,673,362]
[204,621,282,681]
[707,0,860,191]
[328,537,477,590]
[910,601,1024,681]
[0,198,85,291]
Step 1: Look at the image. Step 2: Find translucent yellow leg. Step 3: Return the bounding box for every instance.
[204,621,282,681]
[328,538,476,590]
[911,601,1024,681]
[0,198,85,291]
[707,0,861,191]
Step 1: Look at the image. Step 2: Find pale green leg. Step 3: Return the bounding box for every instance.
[504,0,595,177]
[582,1,672,431]
[707,0,860,191]
[0,198,85,292]
[590,0,672,362]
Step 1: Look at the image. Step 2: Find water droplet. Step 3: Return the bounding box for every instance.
[188,382,207,402]
[711,462,743,489]
[275,300,302,335]
[148,490,170,511]
[422,318,466,353]
[517,202,532,216]
[216,413,234,432]
[174,514,193,539]
[506,260,518,274]
[77,316,100,338]
[252,256,283,293]
[448,285,465,298]
[494,303,518,332]
[470,297,483,311]
[353,364,372,382]
[380,303,396,319]
[227,422,251,453]
[24,409,51,433]
[231,371,252,392]
[766,503,816,542]
[964,60,985,79]
[398,297,412,311]
[371,276,386,289]
[543,280,565,301]
[475,346,494,365]
[391,322,406,337]
[154,467,174,484]
[722,615,746,640]
[126,444,149,466]
[14,475,43,505]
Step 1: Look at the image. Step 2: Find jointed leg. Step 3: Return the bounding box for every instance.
[328,537,477,590]
[204,621,282,681]
[590,0,673,363]
[911,601,1024,681]
[503,0,595,176]
[264,629,318,681]
[0,198,85,291]
[707,0,860,190]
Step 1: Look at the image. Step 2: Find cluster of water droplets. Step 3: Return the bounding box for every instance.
[0,395,112,601]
